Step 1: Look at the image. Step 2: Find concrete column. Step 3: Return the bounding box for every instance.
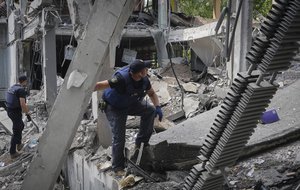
[66,0,91,41]
[20,0,27,24]
[22,1,134,189]
[232,0,252,77]
[7,11,18,86]
[156,0,169,68]
[227,0,252,82]
[158,0,168,30]
[42,27,57,109]
[7,43,18,85]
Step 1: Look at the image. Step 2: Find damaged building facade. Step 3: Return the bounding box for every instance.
[1,0,300,190]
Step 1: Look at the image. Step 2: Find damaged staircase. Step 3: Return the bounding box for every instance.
[183,0,300,189]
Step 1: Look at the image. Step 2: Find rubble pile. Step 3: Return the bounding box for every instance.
[0,60,299,189]
[228,140,300,190]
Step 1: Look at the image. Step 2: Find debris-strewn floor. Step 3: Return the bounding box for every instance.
[1,60,300,189]
[228,140,300,190]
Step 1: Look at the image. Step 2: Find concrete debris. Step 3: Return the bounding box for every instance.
[207,66,223,76]
[118,174,136,189]
[1,55,298,189]
[197,84,207,94]
[166,171,187,183]
[151,80,171,105]
[181,82,198,93]
[183,96,199,118]
[214,85,230,99]
[154,117,174,131]
[166,110,185,122]
[67,70,88,89]
[96,161,112,172]
[170,57,186,64]
[0,109,12,135]
[28,139,38,149]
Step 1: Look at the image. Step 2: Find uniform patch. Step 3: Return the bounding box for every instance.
[111,77,118,83]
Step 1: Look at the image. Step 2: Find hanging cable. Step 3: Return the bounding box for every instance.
[166,42,185,110]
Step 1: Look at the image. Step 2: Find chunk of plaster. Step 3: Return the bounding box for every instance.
[67,70,88,89]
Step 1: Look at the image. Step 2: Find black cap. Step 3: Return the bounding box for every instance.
[18,75,27,83]
[129,59,152,73]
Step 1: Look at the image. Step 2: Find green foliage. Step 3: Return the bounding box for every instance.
[178,0,273,19]
[253,0,272,18]
[178,0,213,18]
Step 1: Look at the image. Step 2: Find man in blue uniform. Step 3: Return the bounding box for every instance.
[5,75,31,159]
[94,59,163,176]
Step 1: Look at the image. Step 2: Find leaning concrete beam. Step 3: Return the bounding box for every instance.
[122,22,221,42]
[22,1,134,190]
[168,21,220,43]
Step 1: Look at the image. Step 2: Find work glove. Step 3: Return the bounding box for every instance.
[26,114,32,122]
[155,106,163,122]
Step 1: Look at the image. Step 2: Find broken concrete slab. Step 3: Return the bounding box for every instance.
[67,151,119,190]
[207,67,223,76]
[189,37,221,67]
[181,82,198,93]
[245,79,300,155]
[151,80,171,105]
[168,21,220,43]
[183,96,199,118]
[198,84,208,95]
[0,109,12,135]
[166,110,185,122]
[214,85,230,99]
[150,105,218,146]
[150,79,300,163]
[142,141,200,171]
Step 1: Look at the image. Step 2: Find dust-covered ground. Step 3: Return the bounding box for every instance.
[1,61,300,190]
[227,140,300,190]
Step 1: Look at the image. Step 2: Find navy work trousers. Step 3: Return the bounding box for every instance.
[105,100,156,171]
[7,109,24,155]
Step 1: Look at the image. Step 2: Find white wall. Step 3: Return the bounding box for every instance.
[66,151,119,190]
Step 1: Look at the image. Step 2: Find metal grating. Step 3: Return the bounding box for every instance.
[184,0,300,189]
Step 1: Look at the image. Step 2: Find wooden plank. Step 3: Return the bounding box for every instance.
[21,1,135,190]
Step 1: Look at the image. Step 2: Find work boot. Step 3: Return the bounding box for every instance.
[16,143,24,151]
[10,152,21,159]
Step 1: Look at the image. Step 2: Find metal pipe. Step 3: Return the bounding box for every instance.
[269,72,277,84]
[256,74,264,86]
[225,0,232,61]
[215,7,228,34]
[247,63,255,75]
